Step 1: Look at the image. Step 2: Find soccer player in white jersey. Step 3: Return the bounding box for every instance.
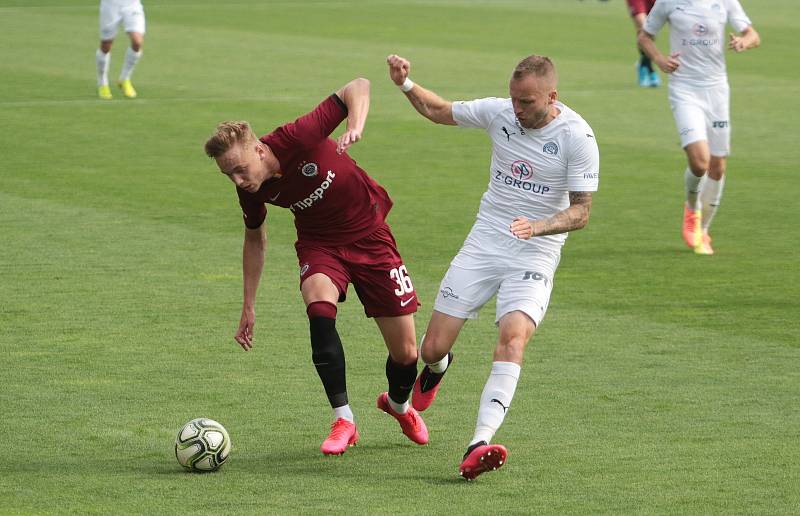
[387,54,599,480]
[96,0,146,100]
[638,0,759,254]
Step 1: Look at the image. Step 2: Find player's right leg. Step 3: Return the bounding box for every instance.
[683,141,711,249]
[300,267,358,455]
[412,311,465,411]
[97,1,120,99]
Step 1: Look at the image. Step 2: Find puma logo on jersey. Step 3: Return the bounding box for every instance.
[501,126,516,141]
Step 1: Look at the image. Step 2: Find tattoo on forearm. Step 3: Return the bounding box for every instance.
[534,192,592,236]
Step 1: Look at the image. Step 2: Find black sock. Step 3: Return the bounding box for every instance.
[639,50,653,72]
[309,317,348,408]
[385,356,417,405]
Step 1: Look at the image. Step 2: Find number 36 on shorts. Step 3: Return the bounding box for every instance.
[389,265,414,296]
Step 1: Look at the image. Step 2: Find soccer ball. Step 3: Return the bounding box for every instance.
[175,418,231,472]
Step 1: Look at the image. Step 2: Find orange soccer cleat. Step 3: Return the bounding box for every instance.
[682,206,702,249]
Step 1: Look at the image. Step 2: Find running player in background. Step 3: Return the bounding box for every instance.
[387,54,599,480]
[96,0,145,99]
[204,78,428,455]
[638,0,760,254]
[627,0,660,87]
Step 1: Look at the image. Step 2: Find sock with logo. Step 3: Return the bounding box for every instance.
[119,47,142,82]
[308,301,348,410]
[386,356,417,414]
[469,361,521,446]
[96,49,110,86]
[685,167,706,211]
[701,174,725,232]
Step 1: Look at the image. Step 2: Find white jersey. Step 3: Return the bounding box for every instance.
[644,0,752,87]
[451,98,599,254]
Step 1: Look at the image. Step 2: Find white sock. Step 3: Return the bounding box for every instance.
[420,334,450,373]
[684,167,706,211]
[701,175,725,232]
[96,49,110,86]
[333,404,354,422]
[469,361,521,446]
[388,397,409,415]
[119,47,142,82]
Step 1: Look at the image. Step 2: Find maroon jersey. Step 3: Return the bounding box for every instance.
[236,95,393,246]
[627,0,656,16]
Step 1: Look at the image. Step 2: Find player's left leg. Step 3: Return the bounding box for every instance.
[460,311,534,480]
[117,31,143,98]
[374,315,429,445]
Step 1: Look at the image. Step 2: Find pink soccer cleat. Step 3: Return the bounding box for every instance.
[320,418,359,455]
[459,442,508,481]
[682,206,702,249]
[376,392,429,445]
[412,352,453,412]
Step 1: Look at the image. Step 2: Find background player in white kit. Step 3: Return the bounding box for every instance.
[96,0,146,100]
[387,54,599,480]
[638,0,759,255]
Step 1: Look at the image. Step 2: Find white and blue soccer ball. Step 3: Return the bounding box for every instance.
[175,418,231,472]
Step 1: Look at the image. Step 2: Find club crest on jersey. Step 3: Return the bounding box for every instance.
[301,162,319,177]
[510,160,534,181]
[543,142,559,155]
[692,23,708,36]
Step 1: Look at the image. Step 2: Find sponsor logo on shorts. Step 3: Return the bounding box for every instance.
[440,287,459,300]
[290,170,335,212]
[300,263,310,276]
[301,162,319,177]
[494,169,550,195]
[523,270,550,287]
[400,296,416,307]
[712,120,729,128]
[543,142,559,155]
[583,172,599,179]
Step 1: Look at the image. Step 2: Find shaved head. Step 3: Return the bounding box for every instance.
[512,55,558,88]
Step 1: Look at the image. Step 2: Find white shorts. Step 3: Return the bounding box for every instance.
[99,0,146,40]
[433,222,561,326]
[669,82,730,156]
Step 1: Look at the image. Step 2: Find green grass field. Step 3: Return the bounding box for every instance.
[1,0,798,513]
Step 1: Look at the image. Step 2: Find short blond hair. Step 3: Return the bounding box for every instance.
[204,121,257,158]
[512,55,557,86]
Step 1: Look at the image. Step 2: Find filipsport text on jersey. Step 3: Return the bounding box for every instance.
[289,170,336,212]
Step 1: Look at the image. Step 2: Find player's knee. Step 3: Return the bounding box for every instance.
[687,153,710,174]
[389,343,418,366]
[307,301,337,321]
[419,333,450,364]
[494,335,527,362]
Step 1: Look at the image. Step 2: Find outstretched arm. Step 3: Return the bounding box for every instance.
[510,191,593,239]
[386,54,456,126]
[729,26,760,52]
[236,225,266,350]
[334,77,370,153]
[637,31,681,74]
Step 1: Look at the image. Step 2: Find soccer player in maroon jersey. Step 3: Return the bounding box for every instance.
[203,78,428,455]
[627,0,660,87]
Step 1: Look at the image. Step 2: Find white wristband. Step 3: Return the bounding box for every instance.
[400,78,415,92]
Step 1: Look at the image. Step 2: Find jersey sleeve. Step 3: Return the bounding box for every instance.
[726,0,752,33]
[643,0,670,36]
[274,94,348,150]
[565,123,600,192]
[452,97,507,130]
[236,187,267,229]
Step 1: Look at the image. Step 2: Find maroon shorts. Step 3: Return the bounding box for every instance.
[295,224,419,318]
[627,0,655,16]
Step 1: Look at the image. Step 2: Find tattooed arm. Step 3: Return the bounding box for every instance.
[387,54,457,126]
[510,191,593,239]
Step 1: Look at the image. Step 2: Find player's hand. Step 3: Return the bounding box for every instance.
[728,33,746,52]
[386,54,410,86]
[510,217,535,240]
[336,129,362,154]
[234,307,255,351]
[657,52,681,73]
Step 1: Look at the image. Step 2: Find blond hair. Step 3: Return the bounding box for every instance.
[512,55,558,86]
[204,121,257,158]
